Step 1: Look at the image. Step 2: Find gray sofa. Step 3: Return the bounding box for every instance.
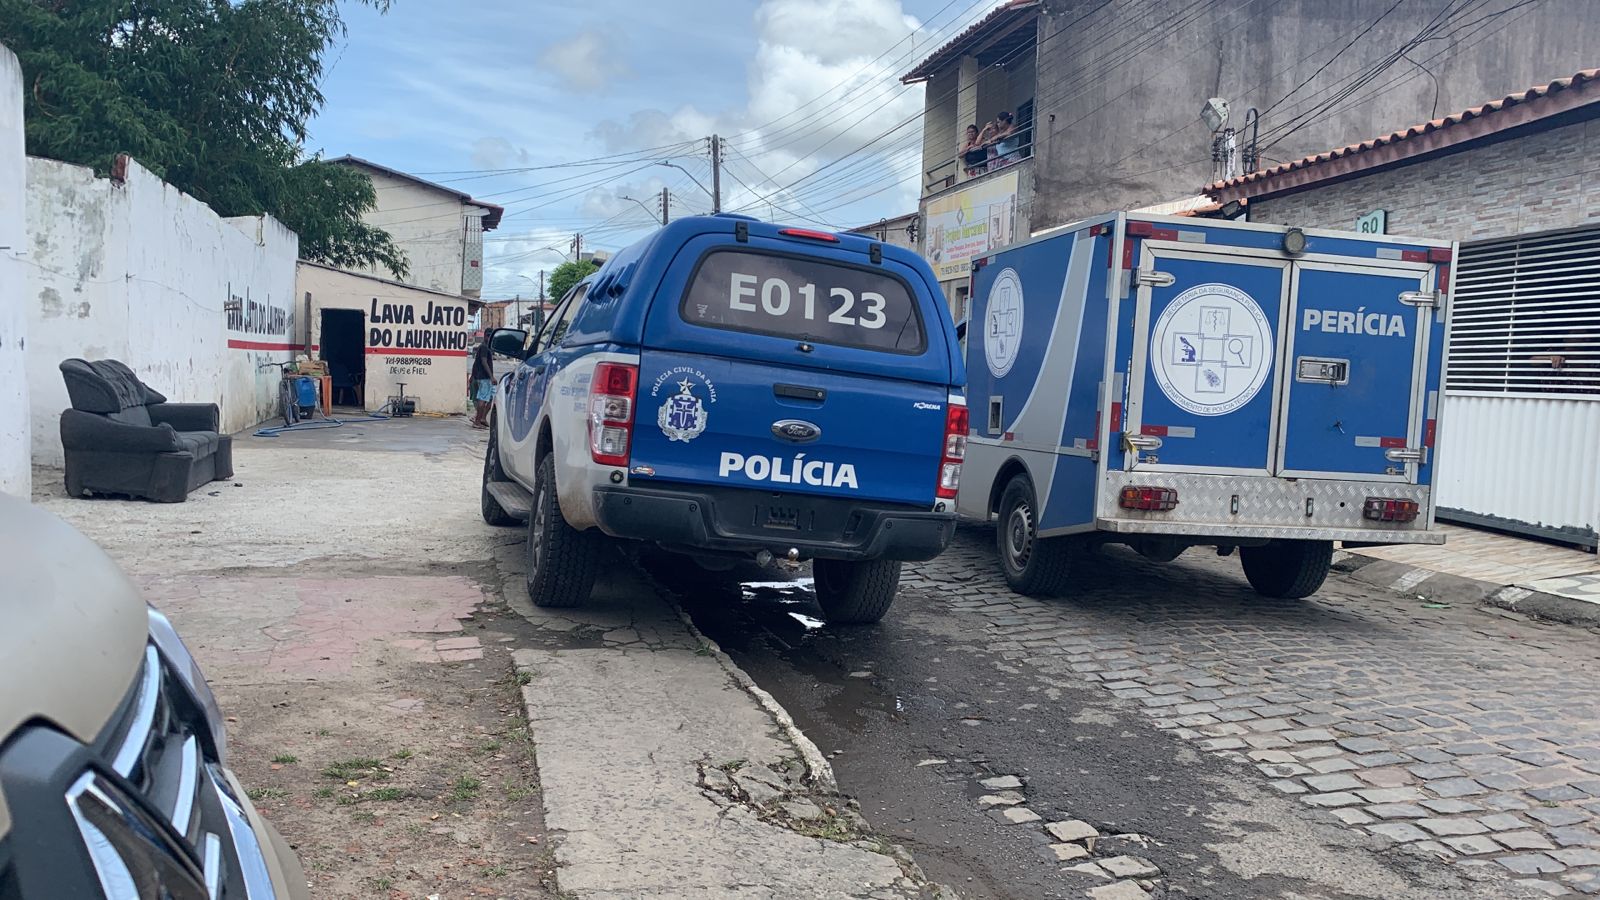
[58,359,233,502]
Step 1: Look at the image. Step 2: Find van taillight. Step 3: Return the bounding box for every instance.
[589,362,638,467]
[936,403,968,500]
[778,227,840,243]
[1119,486,1178,511]
[1363,497,1419,522]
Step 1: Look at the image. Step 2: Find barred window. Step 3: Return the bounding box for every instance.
[1448,226,1600,398]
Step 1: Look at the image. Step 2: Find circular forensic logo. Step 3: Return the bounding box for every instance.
[984,267,1024,378]
[1150,282,1273,416]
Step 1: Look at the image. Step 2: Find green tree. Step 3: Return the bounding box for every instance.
[548,259,599,303]
[0,0,408,278]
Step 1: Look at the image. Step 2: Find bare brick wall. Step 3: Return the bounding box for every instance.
[1248,118,1600,243]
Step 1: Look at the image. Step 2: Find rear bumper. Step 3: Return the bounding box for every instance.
[1092,471,1443,544]
[1095,518,1446,545]
[592,484,955,561]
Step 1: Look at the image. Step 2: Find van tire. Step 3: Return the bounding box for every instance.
[1241,540,1333,599]
[481,425,520,527]
[526,454,602,608]
[997,474,1073,597]
[813,559,901,625]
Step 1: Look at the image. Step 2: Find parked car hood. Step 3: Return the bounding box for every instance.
[0,496,148,838]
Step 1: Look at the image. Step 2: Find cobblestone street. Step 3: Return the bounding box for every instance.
[903,527,1600,896]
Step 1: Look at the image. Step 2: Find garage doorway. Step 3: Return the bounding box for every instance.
[320,308,365,409]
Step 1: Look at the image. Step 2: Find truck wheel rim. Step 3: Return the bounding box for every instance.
[1005,503,1034,572]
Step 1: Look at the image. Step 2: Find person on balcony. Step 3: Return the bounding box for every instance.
[989,111,1020,170]
[961,124,991,177]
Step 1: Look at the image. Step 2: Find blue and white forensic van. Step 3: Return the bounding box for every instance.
[959,212,1455,599]
[481,214,967,624]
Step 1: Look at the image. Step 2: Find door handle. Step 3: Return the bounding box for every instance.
[775,384,825,401]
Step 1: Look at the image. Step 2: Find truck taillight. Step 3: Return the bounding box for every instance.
[588,362,638,467]
[936,403,968,500]
[1119,486,1178,511]
[1363,497,1418,523]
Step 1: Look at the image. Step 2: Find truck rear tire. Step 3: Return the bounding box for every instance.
[813,558,900,625]
[481,425,520,527]
[526,454,602,608]
[997,474,1073,597]
[1240,540,1333,599]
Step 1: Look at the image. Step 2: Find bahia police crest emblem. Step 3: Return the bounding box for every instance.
[657,378,709,442]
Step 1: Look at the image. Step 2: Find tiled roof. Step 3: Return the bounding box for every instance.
[1204,68,1600,201]
[900,0,1040,84]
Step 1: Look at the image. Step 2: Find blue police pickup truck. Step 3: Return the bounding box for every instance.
[481,214,968,624]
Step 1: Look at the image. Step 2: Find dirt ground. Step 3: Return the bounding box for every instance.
[206,561,558,899]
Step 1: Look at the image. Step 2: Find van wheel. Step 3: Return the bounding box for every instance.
[1240,540,1333,599]
[997,474,1073,597]
[481,425,519,527]
[526,454,602,608]
[813,559,901,625]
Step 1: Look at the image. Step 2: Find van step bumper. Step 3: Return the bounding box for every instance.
[592,485,954,561]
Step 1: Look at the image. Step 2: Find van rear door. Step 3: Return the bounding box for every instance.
[1125,244,1290,474]
[1277,259,1435,482]
[631,234,954,507]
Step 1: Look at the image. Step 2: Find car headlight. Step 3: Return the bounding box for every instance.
[146,606,228,764]
[67,771,209,900]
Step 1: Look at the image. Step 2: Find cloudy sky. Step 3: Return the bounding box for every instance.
[307,0,1002,299]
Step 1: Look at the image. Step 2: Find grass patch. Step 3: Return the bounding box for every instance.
[351,809,377,823]
[270,753,298,765]
[321,758,386,781]
[246,787,289,801]
[314,728,331,737]
[451,775,482,801]
[483,865,509,877]
[478,740,502,754]
[390,748,414,761]
[337,787,412,805]
[504,780,536,802]
[516,670,533,686]
[312,787,334,799]
[717,759,747,773]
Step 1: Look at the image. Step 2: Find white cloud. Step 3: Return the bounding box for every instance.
[587,0,944,226]
[540,30,632,94]
[470,137,531,170]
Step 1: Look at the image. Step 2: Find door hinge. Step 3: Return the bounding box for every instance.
[1398,290,1439,307]
[1135,269,1175,288]
[1384,446,1425,462]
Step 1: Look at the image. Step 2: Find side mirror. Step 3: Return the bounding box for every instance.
[489,328,529,359]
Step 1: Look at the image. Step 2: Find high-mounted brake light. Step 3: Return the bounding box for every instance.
[588,362,638,467]
[778,227,840,243]
[1119,486,1178,511]
[1363,497,1419,523]
[936,403,968,500]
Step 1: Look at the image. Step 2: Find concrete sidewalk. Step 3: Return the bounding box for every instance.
[1341,523,1600,626]
[492,540,940,900]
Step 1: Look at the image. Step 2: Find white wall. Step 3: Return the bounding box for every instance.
[24,156,299,467]
[356,168,466,296]
[0,45,29,497]
[296,262,473,415]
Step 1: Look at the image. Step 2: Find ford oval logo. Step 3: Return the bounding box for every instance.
[772,419,821,443]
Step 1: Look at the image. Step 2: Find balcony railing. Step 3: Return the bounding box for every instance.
[924,124,1033,193]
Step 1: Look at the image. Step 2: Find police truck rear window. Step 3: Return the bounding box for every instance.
[681,250,925,354]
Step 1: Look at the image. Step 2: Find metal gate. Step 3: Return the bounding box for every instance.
[1437,225,1600,548]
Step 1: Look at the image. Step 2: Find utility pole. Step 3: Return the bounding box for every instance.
[513,293,521,330]
[660,187,670,225]
[572,233,583,262]
[710,134,722,214]
[538,270,545,302]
